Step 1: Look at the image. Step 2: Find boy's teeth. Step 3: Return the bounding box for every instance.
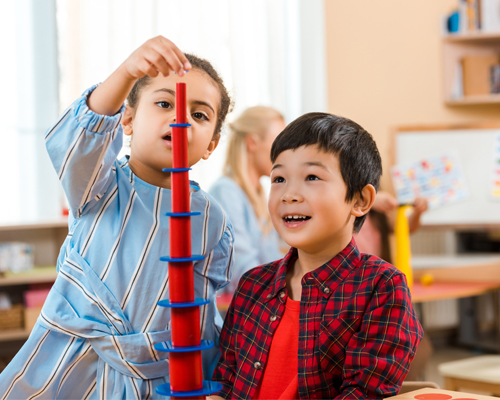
[285,215,309,222]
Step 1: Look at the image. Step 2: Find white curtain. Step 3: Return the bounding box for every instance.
[0,0,327,224]
[56,0,327,189]
[0,1,20,223]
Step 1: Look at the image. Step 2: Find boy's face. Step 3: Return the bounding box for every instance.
[269,145,359,256]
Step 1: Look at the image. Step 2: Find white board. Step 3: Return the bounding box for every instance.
[395,128,500,226]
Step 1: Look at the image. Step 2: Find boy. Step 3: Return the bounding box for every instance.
[211,112,423,399]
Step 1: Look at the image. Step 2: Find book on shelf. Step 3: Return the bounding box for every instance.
[462,54,500,96]
[453,0,500,33]
[459,0,480,32]
[481,0,500,32]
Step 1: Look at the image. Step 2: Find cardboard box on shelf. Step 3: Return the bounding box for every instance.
[462,54,500,96]
[24,306,42,331]
[23,287,51,331]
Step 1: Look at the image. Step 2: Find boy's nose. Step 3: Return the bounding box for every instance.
[281,192,303,203]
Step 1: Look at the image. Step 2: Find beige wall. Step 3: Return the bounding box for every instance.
[324,0,500,189]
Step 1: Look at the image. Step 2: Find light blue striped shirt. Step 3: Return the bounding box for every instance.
[0,86,234,400]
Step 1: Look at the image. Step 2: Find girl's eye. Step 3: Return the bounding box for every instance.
[306,175,320,181]
[272,176,285,183]
[156,101,172,109]
[192,112,208,121]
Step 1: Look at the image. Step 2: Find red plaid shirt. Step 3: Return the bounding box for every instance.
[213,239,423,399]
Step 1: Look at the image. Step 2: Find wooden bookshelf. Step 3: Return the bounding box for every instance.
[0,329,31,341]
[0,266,58,287]
[0,220,67,343]
[443,32,500,105]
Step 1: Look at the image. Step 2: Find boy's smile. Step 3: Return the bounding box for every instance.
[269,145,362,261]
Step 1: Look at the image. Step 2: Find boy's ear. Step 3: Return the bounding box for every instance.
[122,105,134,136]
[351,184,376,217]
[202,136,220,160]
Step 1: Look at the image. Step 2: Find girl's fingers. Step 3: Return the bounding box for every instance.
[152,44,184,76]
[144,48,172,77]
[141,59,160,78]
[125,36,189,79]
[157,37,191,74]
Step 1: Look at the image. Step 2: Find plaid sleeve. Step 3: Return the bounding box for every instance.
[212,292,238,398]
[338,272,423,399]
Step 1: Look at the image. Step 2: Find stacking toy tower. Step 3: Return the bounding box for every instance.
[155,82,222,399]
[395,204,413,288]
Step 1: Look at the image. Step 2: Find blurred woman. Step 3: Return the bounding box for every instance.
[209,106,285,293]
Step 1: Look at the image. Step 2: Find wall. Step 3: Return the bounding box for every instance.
[324,0,500,189]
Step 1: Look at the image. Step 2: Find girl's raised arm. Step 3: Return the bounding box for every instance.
[87,36,191,116]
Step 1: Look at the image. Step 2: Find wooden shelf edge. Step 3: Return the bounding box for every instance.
[0,329,31,341]
[445,95,500,105]
[443,31,500,43]
[0,267,58,287]
[0,219,68,232]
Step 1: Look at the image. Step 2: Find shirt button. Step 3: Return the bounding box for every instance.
[270,315,277,322]
[280,292,286,298]
[266,294,272,299]
[324,287,330,294]
[254,361,262,370]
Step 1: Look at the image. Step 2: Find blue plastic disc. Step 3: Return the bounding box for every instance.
[157,297,210,308]
[164,211,201,217]
[156,380,223,397]
[159,255,205,263]
[162,167,191,172]
[154,339,214,353]
[170,123,192,127]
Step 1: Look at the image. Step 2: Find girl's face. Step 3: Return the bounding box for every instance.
[124,69,220,187]
[253,118,285,177]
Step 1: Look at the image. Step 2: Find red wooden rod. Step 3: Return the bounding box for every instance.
[168,82,204,398]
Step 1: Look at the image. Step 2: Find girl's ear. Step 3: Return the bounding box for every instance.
[245,133,257,152]
[351,184,376,217]
[122,105,134,136]
[202,137,220,160]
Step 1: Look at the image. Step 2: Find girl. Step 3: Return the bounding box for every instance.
[209,107,285,294]
[0,36,234,399]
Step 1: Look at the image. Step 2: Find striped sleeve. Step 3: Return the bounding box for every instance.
[45,84,125,218]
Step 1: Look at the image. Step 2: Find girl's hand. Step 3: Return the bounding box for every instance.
[118,36,192,80]
[412,197,428,215]
[372,191,398,214]
[88,36,191,116]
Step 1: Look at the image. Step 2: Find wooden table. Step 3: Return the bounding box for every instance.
[411,255,500,353]
[411,281,500,303]
[386,387,500,399]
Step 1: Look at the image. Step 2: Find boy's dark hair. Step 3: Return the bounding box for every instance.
[127,53,233,140]
[270,112,382,233]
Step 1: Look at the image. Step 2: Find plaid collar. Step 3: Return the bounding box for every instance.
[264,238,362,302]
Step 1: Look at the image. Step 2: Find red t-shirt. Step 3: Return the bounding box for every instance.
[253,297,300,400]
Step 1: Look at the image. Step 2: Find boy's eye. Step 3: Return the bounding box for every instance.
[306,175,320,181]
[156,101,172,109]
[272,176,285,183]
[192,112,209,121]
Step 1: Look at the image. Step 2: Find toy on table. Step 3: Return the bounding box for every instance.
[420,273,434,286]
[154,83,222,399]
[395,204,414,288]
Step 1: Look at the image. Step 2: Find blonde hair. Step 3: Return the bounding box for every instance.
[224,106,284,233]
